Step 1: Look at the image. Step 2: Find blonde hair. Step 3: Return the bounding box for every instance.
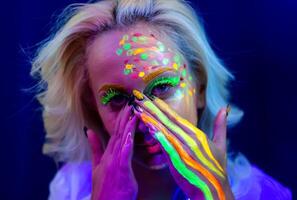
[31,0,243,163]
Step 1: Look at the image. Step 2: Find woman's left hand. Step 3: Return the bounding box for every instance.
[133,92,234,200]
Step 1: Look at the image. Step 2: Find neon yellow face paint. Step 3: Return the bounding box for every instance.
[140,112,225,200]
[154,97,225,174]
[143,100,224,178]
[154,131,214,200]
[115,32,196,98]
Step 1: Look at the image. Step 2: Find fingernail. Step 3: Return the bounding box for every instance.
[83,126,88,138]
[132,104,143,112]
[125,132,132,145]
[226,104,231,118]
[133,90,144,101]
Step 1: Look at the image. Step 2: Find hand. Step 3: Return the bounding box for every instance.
[133,92,234,200]
[86,105,138,200]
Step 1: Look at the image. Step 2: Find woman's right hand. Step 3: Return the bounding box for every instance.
[86,105,138,200]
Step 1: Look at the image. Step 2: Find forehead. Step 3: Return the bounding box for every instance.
[86,25,187,91]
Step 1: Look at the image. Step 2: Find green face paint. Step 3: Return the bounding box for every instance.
[154,97,225,174]
[123,43,131,50]
[140,53,149,60]
[154,131,213,200]
[143,100,225,178]
[144,76,180,96]
[100,88,128,105]
[115,32,196,97]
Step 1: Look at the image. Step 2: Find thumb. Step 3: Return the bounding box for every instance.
[84,127,104,168]
[212,106,230,154]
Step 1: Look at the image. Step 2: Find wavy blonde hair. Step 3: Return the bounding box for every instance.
[31,0,243,163]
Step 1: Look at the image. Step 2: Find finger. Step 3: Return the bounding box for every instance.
[86,128,104,168]
[112,104,134,153]
[109,104,133,154]
[132,91,225,178]
[149,95,225,174]
[117,104,133,136]
[212,107,228,155]
[147,126,214,200]
[119,115,137,168]
[138,111,226,200]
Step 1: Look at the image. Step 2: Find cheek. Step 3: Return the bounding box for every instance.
[98,107,119,136]
[165,89,198,125]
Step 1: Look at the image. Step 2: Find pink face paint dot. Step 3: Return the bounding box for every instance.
[143,66,150,70]
[133,33,142,37]
[131,73,138,79]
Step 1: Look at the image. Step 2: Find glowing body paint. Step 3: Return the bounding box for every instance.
[133,90,144,100]
[114,33,195,98]
[140,112,225,200]
[154,97,225,174]
[154,131,214,200]
[143,100,225,178]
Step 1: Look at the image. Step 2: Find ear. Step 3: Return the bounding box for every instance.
[194,67,206,110]
[196,82,206,109]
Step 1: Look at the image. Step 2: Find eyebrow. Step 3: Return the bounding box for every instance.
[97,68,176,93]
[97,84,126,93]
[142,67,175,84]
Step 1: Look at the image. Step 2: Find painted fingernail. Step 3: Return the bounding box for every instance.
[226,104,231,118]
[132,104,143,112]
[133,90,144,101]
[83,126,88,138]
[125,132,132,145]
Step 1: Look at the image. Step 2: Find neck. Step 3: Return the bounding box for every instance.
[132,160,178,200]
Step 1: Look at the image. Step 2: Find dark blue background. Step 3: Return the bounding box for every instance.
[1,0,296,199]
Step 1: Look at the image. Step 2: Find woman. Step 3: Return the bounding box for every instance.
[31,0,292,199]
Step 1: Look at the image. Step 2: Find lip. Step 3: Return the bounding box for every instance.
[134,131,158,146]
[135,142,162,154]
[134,138,158,146]
[145,142,162,154]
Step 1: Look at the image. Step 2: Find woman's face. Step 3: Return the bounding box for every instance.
[86,24,205,170]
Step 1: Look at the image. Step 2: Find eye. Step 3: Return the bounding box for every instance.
[151,83,173,97]
[145,76,180,98]
[101,88,129,109]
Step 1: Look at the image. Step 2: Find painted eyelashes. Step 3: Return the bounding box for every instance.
[115,32,196,100]
[144,76,180,96]
[100,76,180,105]
[101,88,129,105]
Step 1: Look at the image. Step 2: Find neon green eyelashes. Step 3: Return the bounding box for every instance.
[144,76,180,96]
[101,88,125,105]
[101,76,180,105]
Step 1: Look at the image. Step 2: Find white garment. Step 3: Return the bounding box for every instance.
[48,159,292,200]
